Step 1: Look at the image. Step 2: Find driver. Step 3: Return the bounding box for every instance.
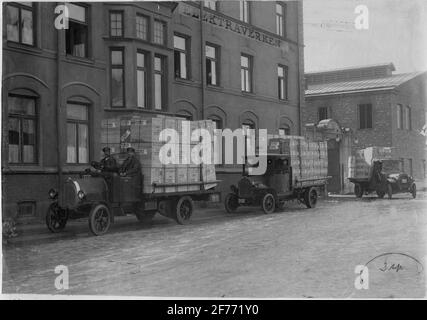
[99,147,118,173]
[120,147,141,177]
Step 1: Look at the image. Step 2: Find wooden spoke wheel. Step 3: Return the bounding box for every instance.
[45,203,68,233]
[88,204,111,236]
[224,193,239,213]
[304,187,318,209]
[261,193,276,214]
[175,196,194,225]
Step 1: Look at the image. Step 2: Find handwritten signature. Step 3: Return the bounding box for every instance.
[379,262,403,272]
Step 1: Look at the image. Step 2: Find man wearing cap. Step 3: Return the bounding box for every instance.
[120,147,141,177]
[99,147,118,173]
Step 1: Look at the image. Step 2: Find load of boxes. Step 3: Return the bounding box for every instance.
[267,135,328,182]
[101,115,217,194]
[349,146,392,179]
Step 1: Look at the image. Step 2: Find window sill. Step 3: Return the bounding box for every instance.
[2,165,57,174]
[6,41,41,54]
[64,54,95,65]
[241,91,255,96]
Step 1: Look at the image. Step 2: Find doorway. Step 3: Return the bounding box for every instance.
[327,139,341,193]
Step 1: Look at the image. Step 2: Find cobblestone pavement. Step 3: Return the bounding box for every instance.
[2,192,427,298]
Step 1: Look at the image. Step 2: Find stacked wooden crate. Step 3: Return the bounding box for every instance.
[350,146,392,179]
[101,116,217,194]
[267,135,328,183]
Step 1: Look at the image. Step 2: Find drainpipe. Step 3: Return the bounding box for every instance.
[56,8,64,196]
[199,2,205,120]
[296,2,303,136]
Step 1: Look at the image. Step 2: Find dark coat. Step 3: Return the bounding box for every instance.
[120,155,141,176]
[100,156,118,172]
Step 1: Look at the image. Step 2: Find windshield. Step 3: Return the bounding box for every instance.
[381,160,401,174]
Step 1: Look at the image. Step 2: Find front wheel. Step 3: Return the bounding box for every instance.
[261,193,275,214]
[88,203,111,236]
[46,203,68,233]
[304,188,318,208]
[175,196,193,225]
[224,193,239,213]
[410,183,417,199]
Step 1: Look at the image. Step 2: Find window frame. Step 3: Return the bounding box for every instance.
[136,50,149,108]
[279,125,291,136]
[109,10,124,38]
[174,33,191,80]
[204,0,217,11]
[239,0,250,23]
[65,3,90,58]
[136,13,149,41]
[7,93,38,165]
[241,53,253,93]
[5,2,36,47]
[66,102,90,165]
[397,104,403,129]
[405,105,412,130]
[277,64,288,100]
[154,54,166,110]
[110,47,126,108]
[358,103,373,130]
[153,19,166,46]
[318,107,329,121]
[275,2,286,37]
[205,42,220,86]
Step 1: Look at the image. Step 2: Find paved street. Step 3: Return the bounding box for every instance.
[2,193,427,298]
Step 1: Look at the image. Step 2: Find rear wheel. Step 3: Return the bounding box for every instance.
[46,203,68,233]
[88,204,111,236]
[224,193,239,213]
[410,183,417,199]
[304,188,318,208]
[261,193,275,214]
[354,184,363,198]
[175,196,193,225]
[387,184,393,199]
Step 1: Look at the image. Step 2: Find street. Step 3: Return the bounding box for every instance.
[2,193,427,298]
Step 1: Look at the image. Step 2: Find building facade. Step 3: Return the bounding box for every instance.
[2,1,304,221]
[302,63,427,194]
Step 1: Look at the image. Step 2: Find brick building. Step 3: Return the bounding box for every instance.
[2,1,304,221]
[302,63,427,193]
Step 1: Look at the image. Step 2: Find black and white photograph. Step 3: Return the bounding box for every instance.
[1,0,426,303]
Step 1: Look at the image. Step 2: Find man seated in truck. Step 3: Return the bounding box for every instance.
[120,147,142,177]
[99,147,118,173]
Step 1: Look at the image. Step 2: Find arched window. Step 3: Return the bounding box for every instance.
[208,115,224,165]
[176,110,193,121]
[279,124,291,136]
[8,91,38,164]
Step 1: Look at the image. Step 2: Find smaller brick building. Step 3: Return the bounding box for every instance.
[302,63,427,194]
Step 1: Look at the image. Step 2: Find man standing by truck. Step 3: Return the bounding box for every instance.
[120,147,142,177]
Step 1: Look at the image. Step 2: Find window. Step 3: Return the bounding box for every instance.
[110,48,125,107]
[241,54,252,93]
[405,106,411,130]
[18,201,36,218]
[6,2,34,45]
[242,121,256,155]
[318,107,328,121]
[174,35,190,79]
[8,95,37,164]
[154,55,166,110]
[67,103,89,164]
[278,65,288,100]
[209,116,224,165]
[110,11,123,37]
[358,104,372,129]
[204,0,217,10]
[279,125,291,136]
[66,3,88,58]
[276,3,285,37]
[137,51,147,108]
[206,44,219,86]
[154,20,165,45]
[239,1,250,23]
[136,14,148,40]
[397,104,403,129]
